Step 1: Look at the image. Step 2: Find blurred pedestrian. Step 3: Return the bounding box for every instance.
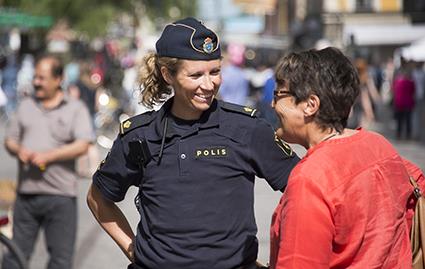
[16,54,35,98]
[392,65,415,140]
[348,58,380,128]
[0,49,6,117]
[270,47,415,269]
[0,85,6,109]
[380,57,396,105]
[219,43,249,106]
[87,17,299,269]
[63,59,80,91]
[121,54,139,115]
[257,74,279,128]
[2,54,94,269]
[248,63,274,102]
[68,61,101,179]
[412,62,425,141]
[68,61,99,119]
[1,51,19,115]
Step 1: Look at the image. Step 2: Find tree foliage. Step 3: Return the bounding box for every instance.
[2,0,197,38]
[142,0,197,22]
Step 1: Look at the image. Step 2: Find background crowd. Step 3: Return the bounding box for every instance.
[2,40,424,144]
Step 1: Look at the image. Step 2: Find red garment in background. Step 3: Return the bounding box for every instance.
[270,129,412,269]
[393,75,415,111]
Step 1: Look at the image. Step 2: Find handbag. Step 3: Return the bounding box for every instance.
[410,175,425,269]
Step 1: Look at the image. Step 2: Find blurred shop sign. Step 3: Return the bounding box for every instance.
[232,0,277,15]
[0,9,53,28]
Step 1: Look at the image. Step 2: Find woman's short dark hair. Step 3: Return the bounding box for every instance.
[275,47,360,132]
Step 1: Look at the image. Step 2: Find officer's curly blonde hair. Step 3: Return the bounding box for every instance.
[138,52,181,108]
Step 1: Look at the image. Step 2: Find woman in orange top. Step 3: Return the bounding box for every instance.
[270,47,414,269]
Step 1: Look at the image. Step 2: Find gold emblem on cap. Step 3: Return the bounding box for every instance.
[123,120,131,129]
[203,37,214,54]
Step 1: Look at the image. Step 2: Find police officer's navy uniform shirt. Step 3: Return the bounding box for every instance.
[93,98,300,269]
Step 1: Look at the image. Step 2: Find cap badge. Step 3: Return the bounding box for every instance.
[203,37,214,54]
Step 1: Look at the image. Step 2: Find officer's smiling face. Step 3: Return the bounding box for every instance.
[168,59,222,120]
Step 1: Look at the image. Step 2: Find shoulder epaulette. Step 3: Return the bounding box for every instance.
[120,111,155,135]
[220,101,258,117]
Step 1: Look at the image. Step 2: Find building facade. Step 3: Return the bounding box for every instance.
[322,0,425,61]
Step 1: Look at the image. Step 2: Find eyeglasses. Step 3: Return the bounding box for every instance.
[273,89,293,102]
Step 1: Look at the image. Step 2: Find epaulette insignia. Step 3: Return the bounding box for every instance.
[220,101,257,117]
[97,151,110,170]
[120,113,154,135]
[274,132,294,158]
[243,107,257,116]
[120,119,132,135]
[123,120,131,129]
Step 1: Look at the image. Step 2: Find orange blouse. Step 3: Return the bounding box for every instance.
[270,129,413,269]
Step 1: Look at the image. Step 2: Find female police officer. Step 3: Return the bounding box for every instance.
[87,17,299,269]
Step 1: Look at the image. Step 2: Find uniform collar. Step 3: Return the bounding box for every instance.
[197,98,219,129]
[147,98,220,141]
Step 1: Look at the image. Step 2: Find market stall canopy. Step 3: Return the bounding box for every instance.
[401,37,425,61]
[344,23,425,46]
[0,9,53,28]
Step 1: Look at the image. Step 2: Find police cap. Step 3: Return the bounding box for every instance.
[156,17,221,61]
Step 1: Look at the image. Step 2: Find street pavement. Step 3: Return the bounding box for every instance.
[0,106,424,268]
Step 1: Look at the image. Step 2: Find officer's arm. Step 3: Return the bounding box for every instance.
[87,183,135,262]
[249,119,300,191]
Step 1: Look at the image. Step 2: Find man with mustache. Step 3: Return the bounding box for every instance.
[2,54,94,269]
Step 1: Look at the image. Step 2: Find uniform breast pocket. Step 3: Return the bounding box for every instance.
[191,141,247,180]
[192,130,244,169]
[194,145,229,159]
